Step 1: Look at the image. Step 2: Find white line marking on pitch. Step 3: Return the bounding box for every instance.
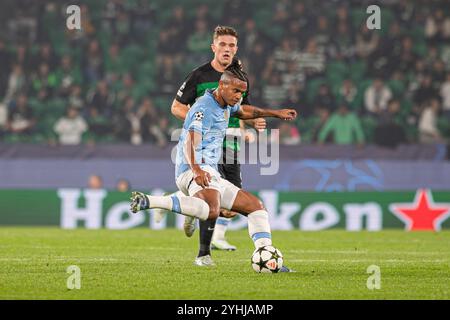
[284,249,449,255]
[238,259,450,263]
[0,258,119,262]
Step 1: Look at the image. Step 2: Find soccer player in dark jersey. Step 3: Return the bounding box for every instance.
[171,26,267,260]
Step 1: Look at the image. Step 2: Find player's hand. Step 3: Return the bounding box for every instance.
[244,118,266,132]
[253,118,266,131]
[193,167,211,188]
[220,209,238,218]
[277,109,297,121]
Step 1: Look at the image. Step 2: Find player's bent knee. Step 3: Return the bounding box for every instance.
[208,205,220,220]
[232,190,267,215]
[248,199,265,213]
[208,213,219,220]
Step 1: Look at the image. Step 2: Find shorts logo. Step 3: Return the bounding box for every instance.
[194,111,204,121]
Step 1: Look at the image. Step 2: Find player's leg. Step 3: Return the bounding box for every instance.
[130,167,216,219]
[186,162,232,249]
[131,187,221,266]
[229,189,294,272]
[177,165,223,266]
[151,190,196,237]
[230,190,273,248]
[153,191,185,223]
[130,190,210,220]
[212,162,241,251]
[191,188,221,266]
[213,208,238,249]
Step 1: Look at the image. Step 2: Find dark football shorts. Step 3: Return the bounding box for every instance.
[217,162,242,189]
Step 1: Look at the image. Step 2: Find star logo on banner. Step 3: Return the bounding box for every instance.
[389,189,450,231]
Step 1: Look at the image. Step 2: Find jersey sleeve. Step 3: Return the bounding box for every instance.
[175,70,198,106]
[186,105,212,135]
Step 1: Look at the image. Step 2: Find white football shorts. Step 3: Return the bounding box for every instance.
[175,165,240,210]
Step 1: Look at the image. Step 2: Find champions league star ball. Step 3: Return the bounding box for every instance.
[251,246,283,273]
[194,111,204,121]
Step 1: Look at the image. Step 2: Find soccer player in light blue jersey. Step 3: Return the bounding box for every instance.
[131,63,297,271]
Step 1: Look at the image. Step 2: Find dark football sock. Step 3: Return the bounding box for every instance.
[198,218,216,257]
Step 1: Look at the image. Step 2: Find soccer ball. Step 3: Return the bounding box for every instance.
[251,246,283,273]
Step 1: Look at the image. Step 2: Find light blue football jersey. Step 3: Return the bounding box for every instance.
[175,89,241,178]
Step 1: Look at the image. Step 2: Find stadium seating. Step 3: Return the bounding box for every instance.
[1,0,449,145]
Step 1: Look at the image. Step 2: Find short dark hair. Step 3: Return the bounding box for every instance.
[213,25,238,40]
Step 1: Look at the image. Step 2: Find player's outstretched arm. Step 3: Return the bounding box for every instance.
[236,105,297,121]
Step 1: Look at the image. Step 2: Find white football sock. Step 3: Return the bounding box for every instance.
[152,191,186,223]
[247,210,272,248]
[147,194,209,221]
[173,191,185,198]
[212,217,230,241]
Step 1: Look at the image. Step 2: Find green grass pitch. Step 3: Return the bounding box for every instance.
[0,227,449,299]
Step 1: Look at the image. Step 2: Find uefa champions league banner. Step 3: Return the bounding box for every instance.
[1,189,449,231]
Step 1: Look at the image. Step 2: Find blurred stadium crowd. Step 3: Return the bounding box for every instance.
[0,0,449,147]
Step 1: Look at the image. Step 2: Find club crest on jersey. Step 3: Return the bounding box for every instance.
[194,111,204,121]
